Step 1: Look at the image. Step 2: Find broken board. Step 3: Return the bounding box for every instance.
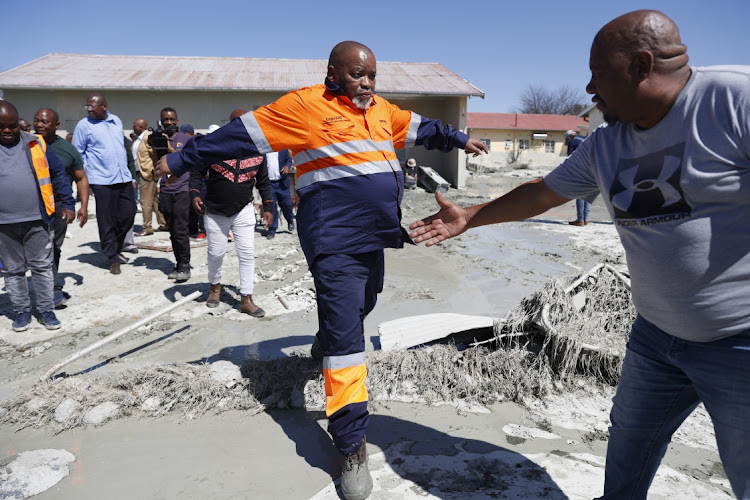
[417,166,450,193]
[378,313,500,351]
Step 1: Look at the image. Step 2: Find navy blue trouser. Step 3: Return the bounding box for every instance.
[268,179,294,234]
[311,250,384,455]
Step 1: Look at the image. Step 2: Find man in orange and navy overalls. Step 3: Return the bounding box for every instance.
[157,41,487,500]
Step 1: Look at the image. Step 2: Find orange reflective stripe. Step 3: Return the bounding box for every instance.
[323,364,368,417]
[30,137,55,216]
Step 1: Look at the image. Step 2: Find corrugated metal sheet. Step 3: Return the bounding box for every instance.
[468,112,587,131]
[0,53,484,97]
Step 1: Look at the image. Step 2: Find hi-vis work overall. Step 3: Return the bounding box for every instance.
[167,79,471,455]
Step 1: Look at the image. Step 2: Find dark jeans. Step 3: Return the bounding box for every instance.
[90,183,137,264]
[52,203,68,291]
[159,191,191,270]
[268,179,295,234]
[596,315,750,499]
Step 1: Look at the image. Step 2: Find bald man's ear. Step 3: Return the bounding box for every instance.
[327,65,335,81]
[630,50,654,83]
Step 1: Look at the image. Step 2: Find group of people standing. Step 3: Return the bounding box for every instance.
[1,8,748,500]
[0,96,296,330]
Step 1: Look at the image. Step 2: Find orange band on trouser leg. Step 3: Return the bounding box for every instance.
[324,363,368,417]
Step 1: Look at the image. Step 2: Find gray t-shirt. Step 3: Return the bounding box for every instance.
[544,66,750,342]
[0,139,42,224]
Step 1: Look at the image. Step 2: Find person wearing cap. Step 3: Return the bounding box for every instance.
[404,158,418,189]
[564,130,589,226]
[180,124,195,136]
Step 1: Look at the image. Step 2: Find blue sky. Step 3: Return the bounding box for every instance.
[3,0,749,113]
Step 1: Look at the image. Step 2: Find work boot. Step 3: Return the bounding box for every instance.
[207,283,221,308]
[240,295,265,317]
[341,436,373,500]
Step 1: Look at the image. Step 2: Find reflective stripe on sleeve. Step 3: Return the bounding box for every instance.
[293,139,395,168]
[404,112,422,149]
[38,177,52,186]
[241,113,273,154]
[295,159,401,190]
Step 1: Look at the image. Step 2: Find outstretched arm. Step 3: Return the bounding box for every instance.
[409,177,569,246]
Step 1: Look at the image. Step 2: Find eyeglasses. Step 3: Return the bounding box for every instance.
[83,103,103,111]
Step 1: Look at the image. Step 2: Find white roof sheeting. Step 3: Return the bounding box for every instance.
[0,53,484,98]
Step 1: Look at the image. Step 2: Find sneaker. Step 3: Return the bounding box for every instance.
[53,290,68,309]
[12,311,32,332]
[288,221,295,231]
[195,232,206,242]
[266,232,275,240]
[227,232,233,242]
[39,310,61,330]
[311,334,324,361]
[340,436,373,500]
[167,267,179,279]
[568,220,585,227]
[174,269,191,281]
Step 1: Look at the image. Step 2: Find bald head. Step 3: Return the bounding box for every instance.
[328,41,374,68]
[595,10,688,70]
[133,118,148,135]
[0,101,20,146]
[230,108,248,121]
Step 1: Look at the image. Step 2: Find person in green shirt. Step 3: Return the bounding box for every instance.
[33,108,90,307]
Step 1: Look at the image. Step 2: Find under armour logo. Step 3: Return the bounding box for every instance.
[609,143,691,220]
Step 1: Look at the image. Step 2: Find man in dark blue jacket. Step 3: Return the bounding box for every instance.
[0,101,75,332]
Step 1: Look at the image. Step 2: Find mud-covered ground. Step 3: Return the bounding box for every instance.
[0,163,732,499]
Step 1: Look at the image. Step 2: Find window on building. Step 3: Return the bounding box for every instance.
[505,139,513,149]
[545,140,555,153]
[479,138,491,149]
[518,139,530,150]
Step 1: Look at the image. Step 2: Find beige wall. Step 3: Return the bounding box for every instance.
[4,89,468,188]
[467,127,581,167]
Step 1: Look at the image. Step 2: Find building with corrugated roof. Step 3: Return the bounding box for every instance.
[467,112,588,166]
[0,53,484,188]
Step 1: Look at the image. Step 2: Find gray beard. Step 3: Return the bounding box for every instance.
[352,96,372,110]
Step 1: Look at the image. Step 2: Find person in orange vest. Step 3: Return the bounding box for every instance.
[0,101,75,332]
[155,41,487,500]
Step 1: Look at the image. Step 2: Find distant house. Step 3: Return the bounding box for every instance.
[577,103,605,132]
[0,53,484,188]
[466,112,588,166]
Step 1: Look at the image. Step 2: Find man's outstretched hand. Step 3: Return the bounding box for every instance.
[409,191,470,246]
[464,138,489,157]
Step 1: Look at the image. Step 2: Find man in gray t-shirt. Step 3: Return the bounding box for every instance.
[410,10,749,500]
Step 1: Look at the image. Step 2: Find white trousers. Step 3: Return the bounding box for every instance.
[205,203,256,295]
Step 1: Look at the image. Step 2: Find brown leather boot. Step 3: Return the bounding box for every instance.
[207,283,221,308]
[240,294,265,317]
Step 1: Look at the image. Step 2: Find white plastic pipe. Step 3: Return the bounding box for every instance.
[39,290,201,382]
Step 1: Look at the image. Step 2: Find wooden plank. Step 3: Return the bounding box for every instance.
[378,313,499,351]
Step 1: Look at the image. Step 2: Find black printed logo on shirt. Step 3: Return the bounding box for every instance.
[609,143,692,226]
